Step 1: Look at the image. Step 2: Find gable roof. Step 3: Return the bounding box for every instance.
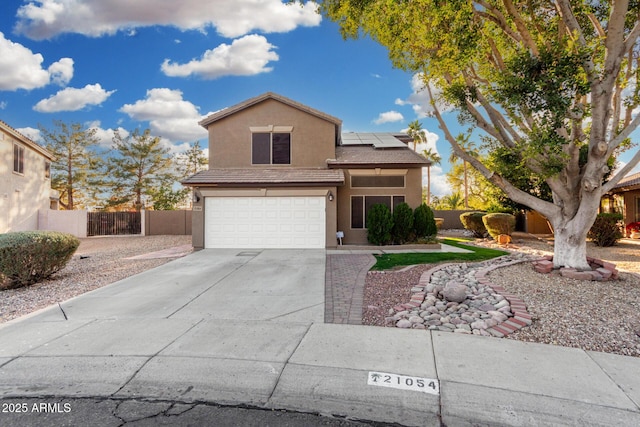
[199,92,343,128]
[610,172,640,192]
[329,146,430,167]
[182,168,345,186]
[0,119,53,160]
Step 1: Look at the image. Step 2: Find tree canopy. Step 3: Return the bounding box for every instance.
[311,0,640,268]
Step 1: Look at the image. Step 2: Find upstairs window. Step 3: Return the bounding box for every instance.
[252,132,291,165]
[13,144,24,174]
[45,161,51,179]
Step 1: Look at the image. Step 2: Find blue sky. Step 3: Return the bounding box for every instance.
[1,1,637,199]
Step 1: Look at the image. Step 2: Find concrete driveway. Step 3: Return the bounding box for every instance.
[20,249,326,323]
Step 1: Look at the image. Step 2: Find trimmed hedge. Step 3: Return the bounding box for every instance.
[391,202,414,244]
[588,213,623,247]
[482,213,516,239]
[460,212,487,238]
[414,203,437,238]
[0,231,79,288]
[366,204,393,245]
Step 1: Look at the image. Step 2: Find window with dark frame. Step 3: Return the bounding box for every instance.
[252,132,291,165]
[45,161,51,179]
[351,195,406,229]
[13,144,24,174]
[351,175,405,188]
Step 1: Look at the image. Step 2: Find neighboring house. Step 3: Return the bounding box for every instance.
[182,92,429,249]
[0,120,56,233]
[606,172,640,230]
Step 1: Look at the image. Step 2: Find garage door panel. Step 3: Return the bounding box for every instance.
[205,197,326,249]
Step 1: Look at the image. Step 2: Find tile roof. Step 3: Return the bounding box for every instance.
[199,92,342,128]
[182,168,345,186]
[328,146,430,167]
[610,172,640,191]
[0,119,54,160]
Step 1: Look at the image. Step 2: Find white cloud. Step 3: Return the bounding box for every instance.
[423,165,451,198]
[0,31,73,91]
[15,0,321,40]
[33,83,115,112]
[119,88,209,141]
[0,101,6,109]
[86,121,129,148]
[373,110,404,125]
[398,73,454,118]
[161,34,278,79]
[48,57,74,85]
[16,127,43,143]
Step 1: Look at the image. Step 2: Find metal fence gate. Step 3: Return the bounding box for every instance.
[87,212,142,236]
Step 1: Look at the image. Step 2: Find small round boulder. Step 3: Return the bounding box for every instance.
[443,282,468,303]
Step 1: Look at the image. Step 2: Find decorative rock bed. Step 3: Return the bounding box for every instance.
[386,254,537,337]
[533,256,619,281]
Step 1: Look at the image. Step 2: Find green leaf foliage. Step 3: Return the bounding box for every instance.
[391,202,414,244]
[460,212,487,238]
[366,203,393,245]
[414,203,437,238]
[588,213,623,247]
[0,231,79,288]
[482,213,516,239]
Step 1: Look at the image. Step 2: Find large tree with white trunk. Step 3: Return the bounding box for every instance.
[306,0,640,269]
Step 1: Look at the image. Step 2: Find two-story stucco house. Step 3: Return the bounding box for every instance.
[183,92,429,249]
[1,120,56,233]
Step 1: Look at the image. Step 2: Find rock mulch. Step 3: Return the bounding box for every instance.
[385,253,539,336]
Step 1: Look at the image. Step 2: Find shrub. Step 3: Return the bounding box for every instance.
[391,203,414,244]
[414,203,437,238]
[366,204,393,245]
[482,213,516,239]
[460,212,487,238]
[588,213,623,247]
[0,231,79,288]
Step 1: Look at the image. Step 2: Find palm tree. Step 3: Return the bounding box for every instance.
[448,134,478,209]
[422,147,441,206]
[443,192,465,210]
[406,120,425,151]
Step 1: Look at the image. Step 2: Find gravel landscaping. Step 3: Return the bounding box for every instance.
[0,235,192,324]
[363,235,640,358]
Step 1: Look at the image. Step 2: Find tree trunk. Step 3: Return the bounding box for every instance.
[463,162,469,209]
[548,191,601,270]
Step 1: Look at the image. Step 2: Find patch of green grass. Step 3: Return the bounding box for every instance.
[371,238,509,271]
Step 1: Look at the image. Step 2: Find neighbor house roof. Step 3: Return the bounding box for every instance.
[328,146,430,168]
[609,172,640,192]
[199,92,343,128]
[182,168,345,186]
[0,119,54,160]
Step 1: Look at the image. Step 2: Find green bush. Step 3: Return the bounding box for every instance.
[588,213,623,247]
[482,213,516,239]
[367,204,393,245]
[460,212,487,238]
[391,203,414,244]
[414,204,437,238]
[0,231,79,288]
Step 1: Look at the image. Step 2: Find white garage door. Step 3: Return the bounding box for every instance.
[205,197,326,248]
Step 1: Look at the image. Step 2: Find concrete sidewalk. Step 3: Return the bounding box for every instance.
[0,250,639,426]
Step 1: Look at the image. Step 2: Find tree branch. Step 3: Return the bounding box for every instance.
[602,148,640,193]
[501,0,539,55]
[554,0,597,81]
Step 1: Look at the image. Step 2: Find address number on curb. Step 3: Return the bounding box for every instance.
[367,371,439,395]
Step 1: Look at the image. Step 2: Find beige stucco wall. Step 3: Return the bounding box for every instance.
[191,186,338,249]
[207,98,336,168]
[336,167,424,245]
[0,133,52,233]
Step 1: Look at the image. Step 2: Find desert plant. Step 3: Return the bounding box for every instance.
[414,203,437,238]
[391,202,414,244]
[482,213,516,240]
[0,231,79,288]
[460,212,487,238]
[366,203,393,245]
[588,213,623,247]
